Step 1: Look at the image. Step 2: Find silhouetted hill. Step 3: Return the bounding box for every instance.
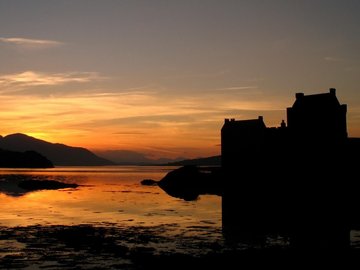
[0,148,54,168]
[94,150,152,165]
[165,155,221,166]
[0,134,113,166]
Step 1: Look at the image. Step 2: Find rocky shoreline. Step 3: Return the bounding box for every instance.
[1,224,360,269]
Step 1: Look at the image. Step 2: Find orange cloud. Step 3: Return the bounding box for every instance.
[0,71,103,93]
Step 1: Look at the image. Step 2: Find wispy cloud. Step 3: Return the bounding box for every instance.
[162,70,230,80]
[0,71,102,92]
[216,86,258,91]
[113,131,147,135]
[0,37,63,49]
[324,56,345,62]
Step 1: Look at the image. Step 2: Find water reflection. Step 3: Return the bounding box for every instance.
[0,167,222,235]
[1,166,358,253]
[1,166,360,270]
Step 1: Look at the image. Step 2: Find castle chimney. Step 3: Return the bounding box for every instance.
[258,116,263,121]
[225,118,229,123]
[281,120,286,128]
[295,92,304,99]
[330,88,336,95]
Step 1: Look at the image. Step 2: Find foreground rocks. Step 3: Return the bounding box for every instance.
[0,224,359,269]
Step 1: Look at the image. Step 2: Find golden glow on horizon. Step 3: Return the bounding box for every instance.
[0,80,290,158]
[1,87,358,158]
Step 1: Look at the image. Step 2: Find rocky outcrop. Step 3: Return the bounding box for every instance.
[158,166,222,201]
[140,179,159,186]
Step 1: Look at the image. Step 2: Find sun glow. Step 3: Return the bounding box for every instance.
[3,83,357,159]
[0,87,288,158]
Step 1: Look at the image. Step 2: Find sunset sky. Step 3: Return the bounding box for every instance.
[1,0,360,159]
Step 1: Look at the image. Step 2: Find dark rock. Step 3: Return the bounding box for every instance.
[140,179,158,186]
[158,166,222,201]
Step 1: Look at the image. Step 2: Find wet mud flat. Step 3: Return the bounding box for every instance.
[0,224,222,269]
[1,225,360,269]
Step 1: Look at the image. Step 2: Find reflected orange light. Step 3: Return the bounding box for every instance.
[0,174,222,228]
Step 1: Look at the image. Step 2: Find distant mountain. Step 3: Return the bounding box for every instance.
[94,150,153,165]
[164,155,221,166]
[0,133,114,166]
[0,148,54,168]
[94,149,185,165]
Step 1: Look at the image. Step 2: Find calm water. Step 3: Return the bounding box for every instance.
[1,166,359,252]
[0,166,222,237]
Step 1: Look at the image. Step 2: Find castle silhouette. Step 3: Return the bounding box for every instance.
[221,88,353,249]
[222,88,347,169]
